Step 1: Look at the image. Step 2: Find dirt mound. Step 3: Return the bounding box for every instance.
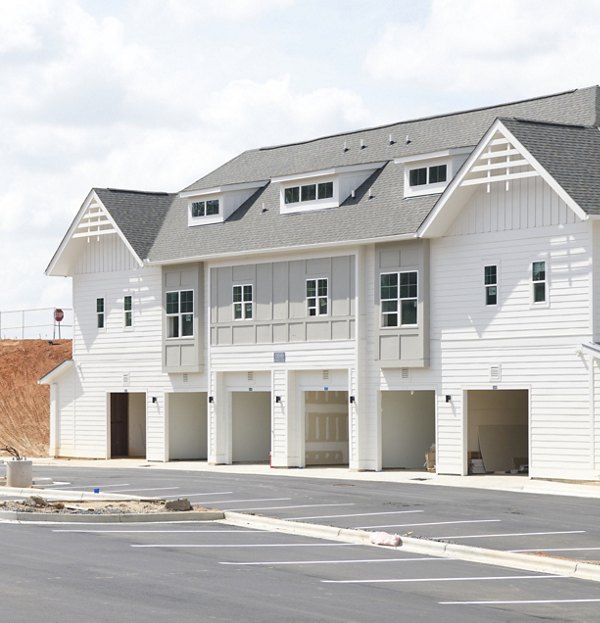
[0,340,71,457]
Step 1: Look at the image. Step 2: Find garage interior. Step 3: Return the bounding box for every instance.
[110,392,146,458]
[305,390,349,466]
[167,392,207,460]
[381,390,435,469]
[231,391,271,463]
[466,389,528,474]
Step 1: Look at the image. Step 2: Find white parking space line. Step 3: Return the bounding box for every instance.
[511,546,600,553]
[42,483,131,490]
[195,497,292,505]
[53,529,265,534]
[220,557,452,566]
[431,530,586,540]
[226,503,356,511]
[131,543,354,548]
[287,510,423,520]
[112,487,180,493]
[440,599,600,605]
[322,574,566,584]
[355,519,501,529]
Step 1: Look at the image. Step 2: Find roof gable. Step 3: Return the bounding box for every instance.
[46,190,144,276]
[420,119,589,238]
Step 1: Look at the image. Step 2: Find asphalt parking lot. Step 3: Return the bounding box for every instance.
[1,518,599,622]
[12,464,600,563]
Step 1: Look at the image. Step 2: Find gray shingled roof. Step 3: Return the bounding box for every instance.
[93,87,600,263]
[94,188,175,260]
[501,118,600,215]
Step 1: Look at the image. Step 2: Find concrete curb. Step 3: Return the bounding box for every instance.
[0,486,144,502]
[0,510,225,523]
[223,511,600,583]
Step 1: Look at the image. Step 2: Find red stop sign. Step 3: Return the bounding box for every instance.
[54,308,64,323]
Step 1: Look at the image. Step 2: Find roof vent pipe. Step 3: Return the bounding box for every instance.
[368,187,374,199]
[388,134,395,145]
[351,189,356,198]
[405,135,411,144]
[343,140,348,152]
[360,139,365,149]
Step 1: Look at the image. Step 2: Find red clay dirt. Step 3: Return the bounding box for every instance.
[0,340,71,457]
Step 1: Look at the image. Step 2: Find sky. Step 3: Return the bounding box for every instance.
[1,0,600,336]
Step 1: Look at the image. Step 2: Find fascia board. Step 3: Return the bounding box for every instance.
[146,232,418,266]
[38,359,74,384]
[271,161,387,184]
[179,180,269,198]
[394,146,473,164]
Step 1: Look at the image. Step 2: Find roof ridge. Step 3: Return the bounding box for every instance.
[256,87,587,152]
[99,187,173,196]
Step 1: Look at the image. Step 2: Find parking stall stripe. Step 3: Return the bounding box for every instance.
[160,496,292,503]
[511,546,600,552]
[355,519,501,529]
[53,529,265,533]
[225,503,356,511]
[440,599,600,605]
[111,487,180,493]
[220,557,451,566]
[321,574,567,584]
[131,543,355,548]
[431,530,585,540]
[288,510,424,520]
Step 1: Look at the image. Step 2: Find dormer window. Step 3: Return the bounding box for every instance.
[396,148,470,198]
[284,181,334,205]
[191,199,219,217]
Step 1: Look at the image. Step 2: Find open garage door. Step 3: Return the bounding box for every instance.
[381,390,435,469]
[305,391,348,466]
[168,392,207,460]
[466,389,528,474]
[231,391,271,463]
[110,392,146,458]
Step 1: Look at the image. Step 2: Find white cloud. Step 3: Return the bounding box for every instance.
[364,0,600,97]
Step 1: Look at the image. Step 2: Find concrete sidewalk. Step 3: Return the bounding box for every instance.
[28,457,600,499]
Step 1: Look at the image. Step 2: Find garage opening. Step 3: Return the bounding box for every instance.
[466,389,528,474]
[168,392,207,460]
[381,390,435,469]
[231,391,271,463]
[305,390,348,466]
[110,392,146,458]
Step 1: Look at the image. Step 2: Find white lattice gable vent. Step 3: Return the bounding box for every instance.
[72,197,118,240]
[460,129,539,192]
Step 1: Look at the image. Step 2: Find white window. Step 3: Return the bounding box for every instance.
[96,298,105,329]
[191,199,219,217]
[484,265,497,306]
[409,164,447,187]
[124,295,132,328]
[306,278,328,316]
[284,181,334,205]
[532,261,546,303]
[380,271,418,327]
[166,290,194,338]
[233,284,253,320]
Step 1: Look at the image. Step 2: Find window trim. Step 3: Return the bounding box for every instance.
[531,259,548,306]
[96,297,105,330]
[165,289,194,339]
[484,264,498,307]
[379,270,419,328]
[232,283,253,321]
[306,277,329,317]
[123,295,133,329]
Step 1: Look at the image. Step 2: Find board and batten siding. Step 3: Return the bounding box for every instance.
[432,176,594,478]
[210,255,355,346]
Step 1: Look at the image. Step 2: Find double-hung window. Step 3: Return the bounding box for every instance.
[166,290,194,338]
[484,265,497,305]
[96,298,105,329]
[380,271,418,327]
[306,278,328,316]
[532,261,546,303]
[233,284,253,320]
[123,295,132,328]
